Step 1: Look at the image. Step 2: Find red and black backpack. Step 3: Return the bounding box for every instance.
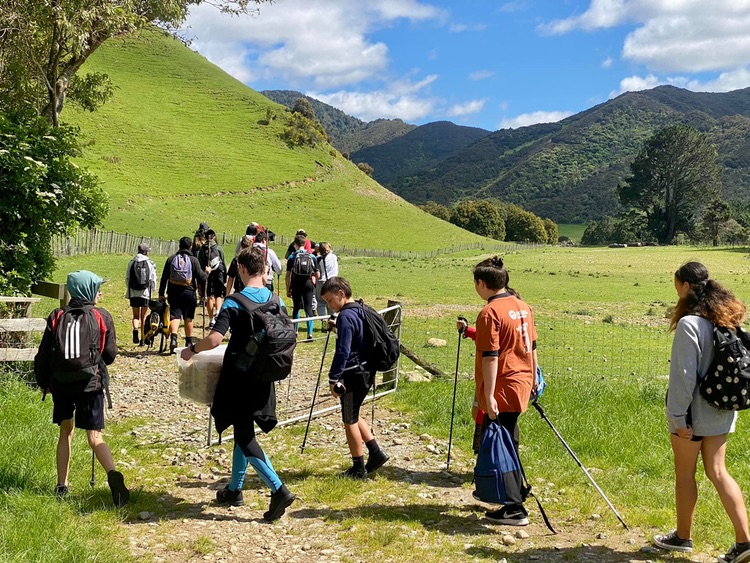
[51,304,107,387]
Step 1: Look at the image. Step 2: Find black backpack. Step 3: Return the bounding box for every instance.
[226,293,297,382]
[129,259,149,290]
[292,251,315,278]
[699,325,750,410]
[51,305,107,386]
[354,300,400,371]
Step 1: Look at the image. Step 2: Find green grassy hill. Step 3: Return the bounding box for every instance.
[62,29,489,251]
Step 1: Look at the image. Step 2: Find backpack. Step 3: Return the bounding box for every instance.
[474,420,528,505]
[226,293,297,382]
[355,299,400,371]
[699,325,750,411]
[129,259,149,291]
[50,305,107,385]
[169,253,193,286]
[291,251,315,278]
[206,242,222,270]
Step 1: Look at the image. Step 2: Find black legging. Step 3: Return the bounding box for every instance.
[291,281,315,322]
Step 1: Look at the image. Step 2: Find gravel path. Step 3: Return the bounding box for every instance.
[106,343,714,563]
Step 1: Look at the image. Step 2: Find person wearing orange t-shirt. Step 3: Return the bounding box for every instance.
[457,256,537,526]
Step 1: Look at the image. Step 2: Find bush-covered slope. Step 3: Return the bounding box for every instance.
[389,86,750,222]
[62,30,489,251]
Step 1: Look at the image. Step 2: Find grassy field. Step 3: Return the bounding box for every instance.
[60,29,491,251]
[556,223,587,241]
[9,239,750,560]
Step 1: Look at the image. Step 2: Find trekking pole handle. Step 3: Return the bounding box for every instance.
[457,316,468,335]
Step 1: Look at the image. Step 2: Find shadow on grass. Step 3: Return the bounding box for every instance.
[466,544,694,562]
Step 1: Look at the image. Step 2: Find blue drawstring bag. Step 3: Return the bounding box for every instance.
[530,365,546,402]
[474,420,528,505]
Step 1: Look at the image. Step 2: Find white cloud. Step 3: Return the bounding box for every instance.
[185,0,444,89]
[539,2,750,73]
[469,70,495,81]
[310,89,438,122]
[499,1,528,13]
[499,111,573,129]
[611,73,664,96]
[610,67,750,97]
[447,99,487,117]
[601,57,614,69]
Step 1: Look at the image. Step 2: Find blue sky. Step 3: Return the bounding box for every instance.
[184,1,750,131]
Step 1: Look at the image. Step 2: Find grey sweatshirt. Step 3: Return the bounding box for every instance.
[667,315,737,436]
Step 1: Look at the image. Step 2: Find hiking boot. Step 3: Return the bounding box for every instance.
[263,484,296,521]
[365,449,390,474]
[340,465,368,480]
[169,334,178,354]
[215,485,244,506]
[132,329,139,344]
[107,470,129,508]
[485,505,529,526]
[54,484,69,498]
[719,543,750,562]
[653,530,693,553]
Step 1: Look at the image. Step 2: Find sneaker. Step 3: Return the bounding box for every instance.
[340,465,368,480]
[263,484,296,521]
[107,470,130,508]
[305,334,314,342]
[653,531,693,553]
[169,334,178,354]
[485,505,529,526]
[208,317,217,330]
[719,543,750,562]
[365,449,390,474]
[215,485,244,506]
[132,329,139,344]
[54,484,69,498]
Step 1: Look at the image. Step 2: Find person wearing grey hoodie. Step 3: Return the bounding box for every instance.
[654,262,750,563]
[125,242,157,345]
[34,270,129,507]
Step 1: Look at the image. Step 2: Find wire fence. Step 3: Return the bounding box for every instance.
[51,228,541,260]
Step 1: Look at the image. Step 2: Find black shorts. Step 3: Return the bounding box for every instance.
[129,297,149,308]
[339,369,373,424]
[206,270,226,298]
[52,389,105,430]
[168,287,197,320]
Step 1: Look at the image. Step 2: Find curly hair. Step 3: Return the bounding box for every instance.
[669,261,746,330]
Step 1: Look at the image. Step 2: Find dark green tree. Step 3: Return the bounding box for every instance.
[292,97,317,121]
[618,124,721,244]
[542,218,558,245]
[420,201,451,221]
[503,204,547,243]
[0,1,271,125]
[357,162,375,177]
[700,199,734,246]
[450,200,505,240]
[0,112,108,294]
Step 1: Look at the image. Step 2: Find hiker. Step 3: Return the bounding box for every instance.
[125,242,157,346]
[235,222,263,256]
[653,262,750,562]
[456,256,537,526]
[253,230,282,292]
[180,247,296,521]
[320,276,390,479]
[226,235,254,296]
[158,236,207,353]
[285,234,318,341]
[285,228,312,259]
[191,230,206,257]
[315,242,339,325]
[198,229,226,328]
[33,270,129,507]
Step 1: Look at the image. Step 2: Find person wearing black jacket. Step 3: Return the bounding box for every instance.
[34,270,129,507]
[158,236,207,353]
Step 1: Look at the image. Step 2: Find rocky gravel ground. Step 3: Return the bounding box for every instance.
[106,342,717,563]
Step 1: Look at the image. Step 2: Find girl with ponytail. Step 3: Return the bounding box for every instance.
[655,262,750,561]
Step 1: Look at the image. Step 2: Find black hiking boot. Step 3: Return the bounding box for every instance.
[132,329,140,344]
[263,484,296,521]
[365,449,390,474]
[107,470,130,507]
[54,484,69,498]
[169,334,178,354]
[340,465,368,480]
[215,485,244,506]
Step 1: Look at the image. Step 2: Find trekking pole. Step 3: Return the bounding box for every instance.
[532,401,629,530]
[300,331,331,453]
[90,450,95,487]
[446,316,466,470]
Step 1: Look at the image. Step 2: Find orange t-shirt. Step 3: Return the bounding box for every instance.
[474,293,536,414]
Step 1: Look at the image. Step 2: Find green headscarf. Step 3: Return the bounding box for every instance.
[66,270,103,302]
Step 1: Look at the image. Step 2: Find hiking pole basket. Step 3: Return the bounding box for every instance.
[300,330,332,453]
[532,400,629,530]
[446,317,465,470]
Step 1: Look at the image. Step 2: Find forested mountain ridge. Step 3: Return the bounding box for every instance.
[388,86,750,222]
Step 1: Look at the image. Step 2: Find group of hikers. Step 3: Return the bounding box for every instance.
[124,223,340,353]
[31,238,750,560]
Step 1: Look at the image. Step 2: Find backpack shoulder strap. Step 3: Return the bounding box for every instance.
[227,291,270,314]
[91,308,108,354]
